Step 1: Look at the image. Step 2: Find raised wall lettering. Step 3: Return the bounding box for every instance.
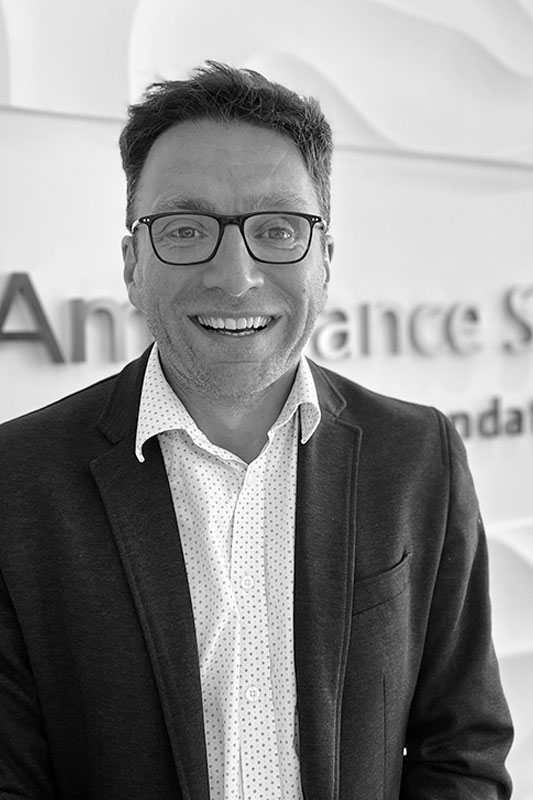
[503,286,533,353]
[0,272,65,362]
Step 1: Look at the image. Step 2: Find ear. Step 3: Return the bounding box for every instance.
[122,234,144,311]
[323,232,334,284]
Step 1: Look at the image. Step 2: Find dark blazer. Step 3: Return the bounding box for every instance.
[0,350,512,800]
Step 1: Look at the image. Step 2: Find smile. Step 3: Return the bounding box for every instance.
[195,315,273,336]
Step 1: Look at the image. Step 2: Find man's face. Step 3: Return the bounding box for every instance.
[123,119,331,405]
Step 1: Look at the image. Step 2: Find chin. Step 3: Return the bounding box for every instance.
[201,362,286,400]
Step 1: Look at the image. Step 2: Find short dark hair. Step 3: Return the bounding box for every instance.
[119,61,333,229]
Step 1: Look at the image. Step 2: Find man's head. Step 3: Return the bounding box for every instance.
[119,61,333,230]
[121,63,334,408]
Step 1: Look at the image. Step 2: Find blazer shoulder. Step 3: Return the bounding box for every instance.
[310,360,457,460]
[0,370,122,447]
[0,349,150,459]
[311,360,442,424]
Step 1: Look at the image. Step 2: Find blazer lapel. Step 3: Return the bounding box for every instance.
[295,364,362,800]
[90,352,210,800]
[88,353,360,800]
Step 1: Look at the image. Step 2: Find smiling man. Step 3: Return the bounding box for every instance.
[0,63,512,799]
[123,118,331,462]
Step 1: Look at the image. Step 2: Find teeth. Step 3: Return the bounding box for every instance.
[197,315,271,332]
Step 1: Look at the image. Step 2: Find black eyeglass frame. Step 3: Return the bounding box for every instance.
[130,210,326,266]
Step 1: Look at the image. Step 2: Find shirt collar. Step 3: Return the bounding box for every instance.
[135,344,321,462]
[268,355,321,445]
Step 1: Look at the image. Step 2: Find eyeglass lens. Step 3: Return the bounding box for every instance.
[149,213,313,264]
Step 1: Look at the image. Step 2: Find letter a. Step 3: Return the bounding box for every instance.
[0,273,65,362]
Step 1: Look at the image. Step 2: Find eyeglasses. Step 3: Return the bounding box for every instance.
[130,211,325,266]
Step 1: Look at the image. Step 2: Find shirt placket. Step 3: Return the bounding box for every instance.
[231,459,282,799]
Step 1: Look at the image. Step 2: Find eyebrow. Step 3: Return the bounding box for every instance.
[155,197,216,213]
[154,192,315,214]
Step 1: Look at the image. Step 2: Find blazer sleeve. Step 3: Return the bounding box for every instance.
[0,568,56,799]
[401,414,513,799]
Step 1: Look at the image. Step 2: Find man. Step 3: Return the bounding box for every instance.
[0,62,512,799]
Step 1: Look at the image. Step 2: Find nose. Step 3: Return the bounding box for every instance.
[201,224,264,297]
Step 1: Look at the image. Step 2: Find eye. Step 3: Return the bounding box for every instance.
[171,226,202,240]
[161,222,206,240]
[263,225,295,241]
[153,215,211,246]
[252,216,300,246]
[259,220,296,239]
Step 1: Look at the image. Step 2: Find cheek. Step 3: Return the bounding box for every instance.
[316,282,328,313]
[309,285,328,326]
[289,275,328,335]
[306,263,329,305]
[128,269,146,312]
[138,265,172,307]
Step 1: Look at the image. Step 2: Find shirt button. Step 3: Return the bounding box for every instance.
[241,575,254,591]
[245,686,259,702]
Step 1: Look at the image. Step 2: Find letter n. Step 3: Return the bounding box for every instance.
[0,273,65,362]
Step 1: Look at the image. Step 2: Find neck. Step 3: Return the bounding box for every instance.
[165,368,297,464]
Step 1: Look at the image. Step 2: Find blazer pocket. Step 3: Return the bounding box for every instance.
[352,552,411,615]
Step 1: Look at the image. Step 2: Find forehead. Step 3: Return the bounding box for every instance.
[136,118,318,214]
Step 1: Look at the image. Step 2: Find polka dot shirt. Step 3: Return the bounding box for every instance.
[135,345,321,800]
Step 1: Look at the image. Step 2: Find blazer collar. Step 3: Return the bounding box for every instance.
[97,346,152,444]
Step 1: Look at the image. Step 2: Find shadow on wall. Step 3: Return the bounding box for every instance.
[129,0,533,163]
[3,0,533,166]
[0,0,135,117]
